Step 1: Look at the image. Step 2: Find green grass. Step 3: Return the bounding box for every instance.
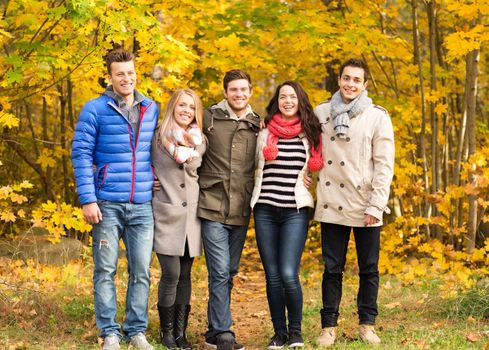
[0,253,488,349]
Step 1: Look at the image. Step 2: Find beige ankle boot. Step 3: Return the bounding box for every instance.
[359,324,381,344]
[317,326,336,347]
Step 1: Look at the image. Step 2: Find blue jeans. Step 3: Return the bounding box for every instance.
[320,223,380,327]
[91,201,154,338]
[254,204,309,335]
[202,219,248,339]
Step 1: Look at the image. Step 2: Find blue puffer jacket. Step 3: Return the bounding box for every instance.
[72,93,158,205]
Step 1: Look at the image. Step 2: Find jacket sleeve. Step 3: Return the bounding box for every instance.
[365,111,395,220]
[71,102,98,205]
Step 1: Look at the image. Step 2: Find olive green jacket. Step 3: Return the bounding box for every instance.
[197,101,260,226]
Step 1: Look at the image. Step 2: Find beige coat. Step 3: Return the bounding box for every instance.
[151,129,206,257]
[313,102,394,227]
[251,128,314,209]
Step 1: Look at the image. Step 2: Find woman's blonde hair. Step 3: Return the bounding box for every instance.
[158,88,203,142]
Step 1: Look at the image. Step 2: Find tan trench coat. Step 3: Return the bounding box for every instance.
[313,102,395,227]
[151,129,206,257]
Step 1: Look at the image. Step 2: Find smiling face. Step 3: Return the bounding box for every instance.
[338,65,368,103]
[108,61,136,101]
[223,78,252,117]
[278,84,299,120]
[173,93,196,129]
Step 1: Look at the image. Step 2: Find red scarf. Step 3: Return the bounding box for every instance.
[263,113,323,172]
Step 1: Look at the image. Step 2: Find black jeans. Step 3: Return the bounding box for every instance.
[320,222,380,327]
[156,244,194,307]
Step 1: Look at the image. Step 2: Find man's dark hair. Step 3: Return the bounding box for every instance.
[105,49,135,74]
[223,69,252,91]
[339,58,369,82]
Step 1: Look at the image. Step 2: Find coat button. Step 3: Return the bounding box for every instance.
[180,183,185,188]
[330,136,335,141]
[357,185,361,190]
[340,161,345,166]
[340,183,345,188]
[328,160,332,165]
[182,202,187,207]
[323,204,328,209]
[346,137,351,142]
[338,206,343,211]
[179,165,183,170]
[326,181,331,186]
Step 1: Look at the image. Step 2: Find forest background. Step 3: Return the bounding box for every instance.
[0,0,488,349]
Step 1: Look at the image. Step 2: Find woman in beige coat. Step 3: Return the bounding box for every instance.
[151,89,205,350]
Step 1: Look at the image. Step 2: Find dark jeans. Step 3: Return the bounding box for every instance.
[202,219,248,339]
[254,204,309,335]
[320,222,380,327]
[156,244,194,307]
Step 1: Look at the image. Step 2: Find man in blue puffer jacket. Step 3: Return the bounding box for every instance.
[72,49,158,350]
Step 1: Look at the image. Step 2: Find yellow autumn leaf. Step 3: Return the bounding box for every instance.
[41,201,58,212]
[434,103,448,116]
[1,211,16,222]
[0,111,19,128]
[36,153,57,170]
[384,301,401,309]
[10,193,28,204]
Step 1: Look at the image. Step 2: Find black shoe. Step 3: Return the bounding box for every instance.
[158,304,177,349]
[267,333,288,349]
[287,331,304,348]
[216,332,234,350]
[205,333,245,350]
[174,304,192,349]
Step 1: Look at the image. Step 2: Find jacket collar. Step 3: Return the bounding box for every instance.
[211,100,260,128]
[104,86,148,107]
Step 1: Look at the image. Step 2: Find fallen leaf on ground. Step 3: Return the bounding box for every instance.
[466,332,479,342]
[384,301,401,309]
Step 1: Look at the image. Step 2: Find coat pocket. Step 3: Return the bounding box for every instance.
[199,176,224,212]
[242,179,254,216]
[95,164,108,190]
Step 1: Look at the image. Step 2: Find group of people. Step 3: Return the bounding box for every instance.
[71,49,395,350]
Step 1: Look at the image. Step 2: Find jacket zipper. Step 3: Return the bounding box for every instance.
[128,102,151,203]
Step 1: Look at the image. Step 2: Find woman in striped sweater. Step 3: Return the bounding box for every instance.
[250,81,323,349]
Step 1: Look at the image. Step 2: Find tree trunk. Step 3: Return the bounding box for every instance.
[427,0,441,239]
[465,49,480,254]
[412,0,430,239]
[57,83,71,205]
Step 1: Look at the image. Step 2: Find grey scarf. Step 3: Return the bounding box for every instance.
[330,90,372,139]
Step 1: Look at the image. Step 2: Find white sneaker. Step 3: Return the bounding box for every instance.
[317,327,336,347]
[103,334,120,350]
[130,332,154,350]
[359,324,381,344]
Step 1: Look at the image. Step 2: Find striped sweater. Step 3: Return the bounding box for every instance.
[257,137,306,208]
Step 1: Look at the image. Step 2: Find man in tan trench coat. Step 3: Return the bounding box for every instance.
[314,58,395,347]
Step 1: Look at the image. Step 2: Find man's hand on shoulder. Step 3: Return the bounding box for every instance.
[303,172,313,189]
[83,202,102,224]
[153,176,161,192]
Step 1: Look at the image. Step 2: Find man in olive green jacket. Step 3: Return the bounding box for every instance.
[198,70,260,350]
